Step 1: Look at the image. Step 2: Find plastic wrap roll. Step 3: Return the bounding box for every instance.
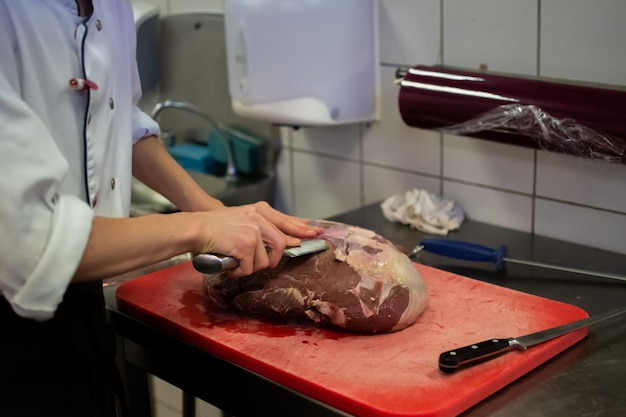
[398,65,626,163]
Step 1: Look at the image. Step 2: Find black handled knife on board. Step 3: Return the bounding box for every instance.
[439,306,626,373]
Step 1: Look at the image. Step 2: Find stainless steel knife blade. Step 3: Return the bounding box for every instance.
[192,238,329,274]
[439,306,626,373]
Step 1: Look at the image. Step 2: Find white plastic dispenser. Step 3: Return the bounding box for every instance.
[224,0,379,126]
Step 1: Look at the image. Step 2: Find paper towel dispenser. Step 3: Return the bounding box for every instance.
[224,0,379,126]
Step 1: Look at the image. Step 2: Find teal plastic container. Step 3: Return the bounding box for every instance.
[166,143,210,173]
[208,127,265,175]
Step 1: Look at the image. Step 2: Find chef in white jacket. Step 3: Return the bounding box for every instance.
[0,1,322,416]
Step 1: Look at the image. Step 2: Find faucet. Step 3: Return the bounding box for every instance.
[150,99,238,182]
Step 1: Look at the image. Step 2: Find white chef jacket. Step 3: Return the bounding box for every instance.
[0,0,160,320]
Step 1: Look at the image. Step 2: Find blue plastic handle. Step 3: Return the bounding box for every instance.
[419,239,508,270]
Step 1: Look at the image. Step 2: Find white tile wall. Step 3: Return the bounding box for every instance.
[536,151,626,213]
[378,0,441,65]
[535,198,626,254]
[151,375,223,417]
[442,0,539,75]
[291,151,362,219]
[442,134,535,194]
[363,165,440,207]
[363,67,441,176]
[540,0,626,85]
[443,181,534,232]
[151,376,182,417]
[133,0,626,414]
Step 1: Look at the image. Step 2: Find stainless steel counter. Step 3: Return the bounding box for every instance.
[105,203,626,417]
[330,204,626,417]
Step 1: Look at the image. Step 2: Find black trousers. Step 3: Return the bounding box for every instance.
[0,281,125,417]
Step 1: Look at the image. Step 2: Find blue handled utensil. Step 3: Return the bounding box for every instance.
[415,239,626,283]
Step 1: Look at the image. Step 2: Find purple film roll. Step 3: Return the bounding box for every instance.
[398,66,626,163]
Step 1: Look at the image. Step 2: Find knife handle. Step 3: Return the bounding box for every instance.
[439,338,514,373]
[420,239,508,270]
[192,254,240,274]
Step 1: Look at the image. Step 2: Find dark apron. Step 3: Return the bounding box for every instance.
[0,281,127,417]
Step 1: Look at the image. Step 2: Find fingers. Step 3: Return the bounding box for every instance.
[234,232,270,277]
[198,205,287,277]
[252,202,324,238]
[234,219,284,277]
[194,203,324,278]
[285,235,302,248]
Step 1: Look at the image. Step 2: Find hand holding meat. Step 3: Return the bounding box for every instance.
[193,204,322,278]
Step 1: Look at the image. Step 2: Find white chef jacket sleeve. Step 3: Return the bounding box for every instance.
[129,35,159,144]
[132,105,160,144]
[0,41,94,321]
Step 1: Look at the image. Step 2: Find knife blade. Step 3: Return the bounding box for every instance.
[439,306,626,373]
[192,238,329,274]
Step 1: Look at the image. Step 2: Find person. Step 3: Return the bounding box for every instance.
[0,1,323,416]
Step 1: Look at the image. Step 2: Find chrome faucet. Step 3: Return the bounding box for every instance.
[150,99,238,182]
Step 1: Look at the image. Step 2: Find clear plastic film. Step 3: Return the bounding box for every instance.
[398,65,626,164]
[442,104,626,163]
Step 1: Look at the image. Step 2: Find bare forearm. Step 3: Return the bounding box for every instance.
[73,136,325,282]
[73,202,323,281]
[132,135,225,212]
[72,212,201,282]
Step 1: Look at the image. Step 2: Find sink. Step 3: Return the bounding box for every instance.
[133,99,279,215]
[130,170,276,216]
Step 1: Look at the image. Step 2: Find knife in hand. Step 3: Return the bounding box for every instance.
[192,238,329,274]
[439,306,626,373]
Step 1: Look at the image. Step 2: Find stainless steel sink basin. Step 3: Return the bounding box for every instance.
[130,170,276,216]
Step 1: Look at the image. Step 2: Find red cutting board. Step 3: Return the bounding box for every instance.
[116,261,588,417]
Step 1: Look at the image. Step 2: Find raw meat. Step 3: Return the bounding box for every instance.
[203,220,428,334]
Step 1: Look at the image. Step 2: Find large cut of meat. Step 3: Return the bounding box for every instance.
[202,220,428,334]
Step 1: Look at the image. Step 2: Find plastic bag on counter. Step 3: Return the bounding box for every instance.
[441,104,626,164]
[381,189,465,235]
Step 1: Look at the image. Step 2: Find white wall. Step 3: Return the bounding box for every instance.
[139,0,626,256]
[275,0,626,256]
[133,0,626,414]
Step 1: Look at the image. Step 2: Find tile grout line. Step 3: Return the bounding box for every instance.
[359,124,366,208]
